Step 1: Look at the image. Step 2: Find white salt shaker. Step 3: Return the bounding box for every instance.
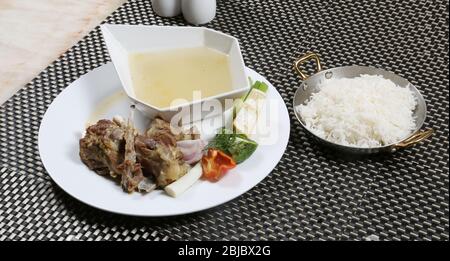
[151,0,181,17]
[182,0,217,25]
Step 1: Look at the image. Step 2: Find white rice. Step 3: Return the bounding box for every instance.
[296,75,417,148]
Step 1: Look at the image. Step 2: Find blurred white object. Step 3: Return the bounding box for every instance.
[365,235,380,241]
[151,0,181,17]
[182,0,216,25]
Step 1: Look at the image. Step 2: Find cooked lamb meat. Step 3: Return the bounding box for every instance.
[135,135,190,188]
[79,118,145,193]
[178,126,200,141]
[134,118,192,187]
[80,116,193,191]
[79,119,124,175]
[117,121,145,192]
[146,118,200,146]
[145,118,178,146]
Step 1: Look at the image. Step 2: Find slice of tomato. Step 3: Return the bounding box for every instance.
[201,149,236,182]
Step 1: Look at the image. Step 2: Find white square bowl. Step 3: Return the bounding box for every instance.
[100,24,249,122]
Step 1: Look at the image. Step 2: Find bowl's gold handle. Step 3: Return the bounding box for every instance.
[293,52,323,80]
[394,129,434,150]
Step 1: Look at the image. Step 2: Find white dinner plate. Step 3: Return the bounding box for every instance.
[38,63,290,216]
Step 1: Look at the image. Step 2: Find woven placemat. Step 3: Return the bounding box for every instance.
[0,0,448,240]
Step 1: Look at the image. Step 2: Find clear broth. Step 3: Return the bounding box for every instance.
[129,47,232,108]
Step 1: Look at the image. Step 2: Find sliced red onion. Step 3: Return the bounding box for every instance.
[176,139,206,164]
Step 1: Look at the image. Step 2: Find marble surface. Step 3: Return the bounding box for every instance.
[0,0,127,104]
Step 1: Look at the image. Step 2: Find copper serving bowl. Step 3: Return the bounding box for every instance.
[292,52,433,154]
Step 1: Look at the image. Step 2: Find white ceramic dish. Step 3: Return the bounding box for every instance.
[101,24,249,122]
[38,63,290,217]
